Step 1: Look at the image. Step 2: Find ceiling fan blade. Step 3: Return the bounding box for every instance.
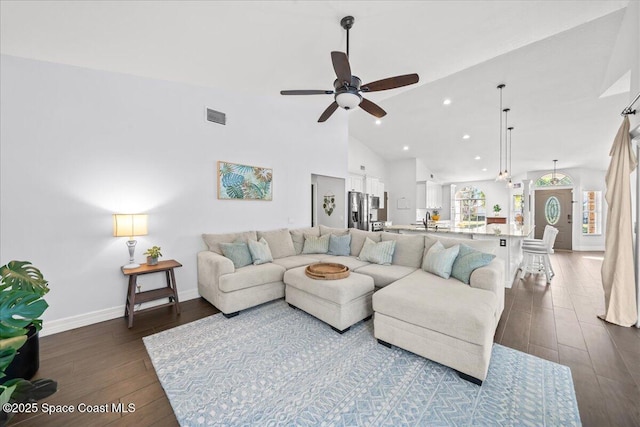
[359,98,387,118]
[318,102,339,122]
[331,51,352,85]
[280,90,334,95]
[361,73,420,92]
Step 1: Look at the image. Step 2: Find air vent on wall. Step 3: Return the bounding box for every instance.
[206,108,226,125]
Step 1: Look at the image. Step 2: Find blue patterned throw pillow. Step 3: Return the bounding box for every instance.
[302,234,330,254]
[422,241,460,279]
[327,233,351,256]
[451,244,496,284]
[357,237,396,265]
[219,240,253,268]
[247,237,273,265]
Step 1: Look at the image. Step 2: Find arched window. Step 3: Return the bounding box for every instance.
[535,173,573,187]
[454,186,486,228]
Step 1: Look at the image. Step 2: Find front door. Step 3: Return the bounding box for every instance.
[534,189,573,250]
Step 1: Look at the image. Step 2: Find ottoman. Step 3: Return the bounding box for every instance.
[284,266,375,333]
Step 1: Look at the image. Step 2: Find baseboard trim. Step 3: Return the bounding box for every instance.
[40,288,200,337]
[571,246,605,252]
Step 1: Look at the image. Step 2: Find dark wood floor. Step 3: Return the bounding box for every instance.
[495,251,640,427]
[9,251,640,426]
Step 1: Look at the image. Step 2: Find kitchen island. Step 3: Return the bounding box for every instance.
[384,224,534,288]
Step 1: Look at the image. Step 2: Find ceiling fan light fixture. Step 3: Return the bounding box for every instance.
[335,92,362,109]
[280,16,418,122]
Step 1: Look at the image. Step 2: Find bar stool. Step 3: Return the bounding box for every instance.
[519,226,559,284]
[522,225,555,252]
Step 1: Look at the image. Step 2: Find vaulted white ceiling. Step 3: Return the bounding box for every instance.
[1,0,635,182]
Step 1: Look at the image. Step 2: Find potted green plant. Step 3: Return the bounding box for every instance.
[1,260,57,425]
[431,210,440,221]
[493,204,502,216]
[144,246,162,265]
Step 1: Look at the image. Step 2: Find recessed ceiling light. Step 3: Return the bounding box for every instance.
[463,134,470,140]
[403,146,409,151]
[375,119,382,125]
[443,99,452,106]
[482,168,488,172]
[474,155,481,160]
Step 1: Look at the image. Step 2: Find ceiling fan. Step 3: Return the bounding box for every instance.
[280,16,420,122]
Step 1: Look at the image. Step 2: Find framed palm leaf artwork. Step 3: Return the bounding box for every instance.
[217,161,273,200]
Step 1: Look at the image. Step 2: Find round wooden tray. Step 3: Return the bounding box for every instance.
[305,263,350,280]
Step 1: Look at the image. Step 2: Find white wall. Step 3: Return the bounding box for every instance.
[387,158,417,225]
[415,157,439,182]
[0,55,348,335]
[313,175,346,228]
[348,135,388,182]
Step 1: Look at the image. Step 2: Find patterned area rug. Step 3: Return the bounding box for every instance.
[143,300,581,426]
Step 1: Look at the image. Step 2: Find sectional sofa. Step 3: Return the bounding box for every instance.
[197,225,504,384]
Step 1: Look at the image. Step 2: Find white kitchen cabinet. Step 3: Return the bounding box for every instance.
[378,183,385,208]
[416,182,426,208]
[365,177,380,196]
[426,181,442,209]
[348,174,364,193]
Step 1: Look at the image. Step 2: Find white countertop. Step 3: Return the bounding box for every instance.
[384,224,534,238]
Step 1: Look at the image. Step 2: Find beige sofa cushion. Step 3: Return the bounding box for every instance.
[289,226,319,254]
[284,268,374,305]
[349,229,382,256]
[273,255,322,270]
[381,233,425,268]
[425,235,498,255]
[373,270,499,345]
[219,263,286,292]
[202,231,258,255]
[319,225,349,236]
[257,228,296,259]
[354,263,416,288]
[317,255,370,270]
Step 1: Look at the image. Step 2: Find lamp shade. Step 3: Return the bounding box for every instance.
[335,92,362,109]
[113,214,148,239]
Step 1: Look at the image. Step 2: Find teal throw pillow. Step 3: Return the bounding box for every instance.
[328,233,351,256]
[357,237,396,265]
[247,237,273,265]
[422,241,460,279]
[219,240,253,269]
[302,233,330,254]
[451,244,496,284]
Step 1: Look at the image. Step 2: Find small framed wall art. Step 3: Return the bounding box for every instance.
[217,161,273,201]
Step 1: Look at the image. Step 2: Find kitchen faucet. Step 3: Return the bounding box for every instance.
[422,212,431,228]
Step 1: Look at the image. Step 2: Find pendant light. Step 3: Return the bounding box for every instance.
[496,84,506,181]
[503,108,510,180]
[551,160,560,185]
[507,126,514,188]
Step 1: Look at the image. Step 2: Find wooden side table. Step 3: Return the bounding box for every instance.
[121,259,182,328]
[487,216,507,225]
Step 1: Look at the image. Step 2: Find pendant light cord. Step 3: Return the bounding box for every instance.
[497,84,505,178]
[503,108,510,176]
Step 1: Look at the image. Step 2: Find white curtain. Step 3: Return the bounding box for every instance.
[601,116,638,327]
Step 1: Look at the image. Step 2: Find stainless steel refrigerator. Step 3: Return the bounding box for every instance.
[348,191,378,230]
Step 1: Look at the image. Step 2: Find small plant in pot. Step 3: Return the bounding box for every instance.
[493,204,502,216]
[431,210,440,221]
[1,261,57,425]
[144,246,162,265]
